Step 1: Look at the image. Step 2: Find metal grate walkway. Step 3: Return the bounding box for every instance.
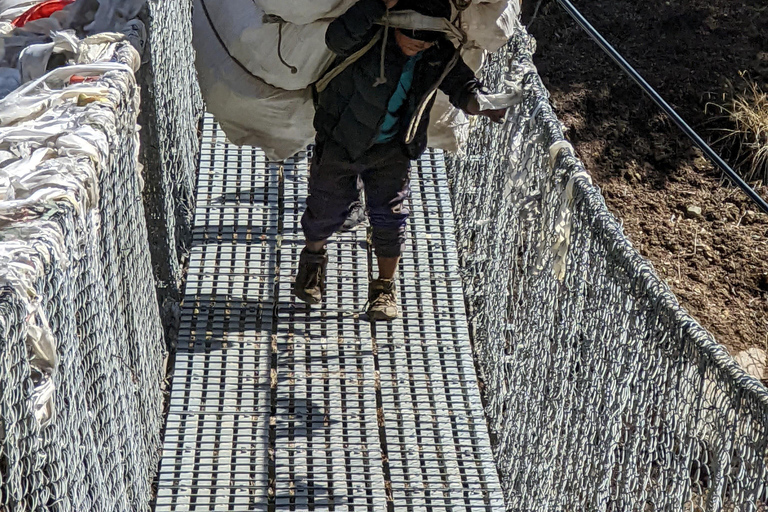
[155,115,504,512]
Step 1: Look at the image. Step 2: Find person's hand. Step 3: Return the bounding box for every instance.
[481,108,507,124]
[465,96,508,124]
[383,0,398,8]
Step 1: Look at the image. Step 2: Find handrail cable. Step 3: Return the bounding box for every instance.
[554,0,768,214]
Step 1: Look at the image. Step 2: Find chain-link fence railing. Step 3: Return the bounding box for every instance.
[0,43,166,511]
[447,31,768,511]
[138,0,203,343]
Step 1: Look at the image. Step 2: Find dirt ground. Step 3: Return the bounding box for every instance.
[520,0,768,358]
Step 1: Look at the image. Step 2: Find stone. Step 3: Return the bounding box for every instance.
[685,205,703,219]
[733,348,768,382]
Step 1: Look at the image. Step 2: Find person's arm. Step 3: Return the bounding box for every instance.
[325,0,397,56]
[439,54,508,124]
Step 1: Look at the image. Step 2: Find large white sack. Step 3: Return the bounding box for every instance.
[461,0,519,54]
[193,0,315,161]
[428,91,467,152]
[254,0,357,26]
[432,1,520,150]
[428,45,485,152]
[203,0,334,91]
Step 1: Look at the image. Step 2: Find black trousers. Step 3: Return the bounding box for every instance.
[301,139,411,258]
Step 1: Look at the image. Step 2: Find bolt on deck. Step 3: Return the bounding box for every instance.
[155,115,504,512]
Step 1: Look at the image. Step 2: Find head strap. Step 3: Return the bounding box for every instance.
[375,10,465,42]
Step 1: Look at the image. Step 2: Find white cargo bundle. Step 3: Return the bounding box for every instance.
[430,0,520,151]
[192,0,316,161]
[460,0,519,53]
[254,0,359,26]
[0,0,148,99]
[194,0,521,159]
[201,0,335,91]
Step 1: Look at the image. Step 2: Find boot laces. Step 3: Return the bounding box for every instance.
[370,281,396,308]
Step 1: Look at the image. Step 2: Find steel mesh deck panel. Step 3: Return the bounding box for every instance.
[155,115,503,512]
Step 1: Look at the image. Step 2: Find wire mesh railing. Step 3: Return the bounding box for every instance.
[138,0,204,340]
[0,0,202,506]
[447,30,768,511]
[0,43,166,510]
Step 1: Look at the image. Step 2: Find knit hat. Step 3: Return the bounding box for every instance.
[392,0,452,41]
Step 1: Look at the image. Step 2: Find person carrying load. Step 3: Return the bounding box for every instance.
[294,0,507,320]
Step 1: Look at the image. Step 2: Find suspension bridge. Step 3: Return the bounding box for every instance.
[0,1,766,511]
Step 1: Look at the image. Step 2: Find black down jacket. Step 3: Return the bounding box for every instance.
[313,0,481,161]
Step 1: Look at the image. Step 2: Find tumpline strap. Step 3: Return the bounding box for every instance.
[315,29,383,93]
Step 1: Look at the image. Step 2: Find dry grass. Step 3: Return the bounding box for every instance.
[709,77,768,183]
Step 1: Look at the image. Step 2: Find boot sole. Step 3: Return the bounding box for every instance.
[367,309,399,321]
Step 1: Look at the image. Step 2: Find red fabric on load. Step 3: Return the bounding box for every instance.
[11,0,76,27]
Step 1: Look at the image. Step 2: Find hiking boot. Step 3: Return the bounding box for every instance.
[339,201,367,232]
[367,278,399,321]
[293,247,327,304]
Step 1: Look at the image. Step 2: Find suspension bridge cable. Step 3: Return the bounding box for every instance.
[554,0,768,215]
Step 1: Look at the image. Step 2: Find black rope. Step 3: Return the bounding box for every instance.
[260,13,299,74]
[200,0,297,79]
[555,0,768,214]
[277,22,299,75]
